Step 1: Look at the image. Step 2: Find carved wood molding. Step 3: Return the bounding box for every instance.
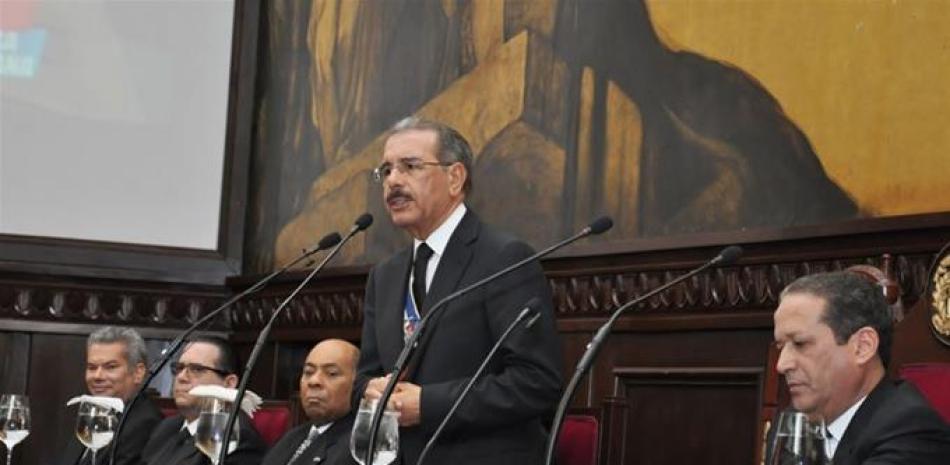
[0,274,229,330]
[0,252,936,333]
[225,252,935,331]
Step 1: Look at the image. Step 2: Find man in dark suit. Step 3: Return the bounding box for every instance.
[773,271,950,464]
[139,336,266,465]
[58,326,162,465]
[263,339,360,465]
[354,117,563,465]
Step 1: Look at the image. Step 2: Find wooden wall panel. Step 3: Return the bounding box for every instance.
[615,368,762,465]
[24,333,87,465]
[0,332,29,394]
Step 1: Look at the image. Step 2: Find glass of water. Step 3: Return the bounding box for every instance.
[768,409,832,465]
[194,397,239,465]
[350,398,399,465]
[75,400,118,465]
[0,394,30,465]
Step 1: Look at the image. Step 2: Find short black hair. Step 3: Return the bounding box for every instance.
[781,271,894,368]
[184,336,241,378]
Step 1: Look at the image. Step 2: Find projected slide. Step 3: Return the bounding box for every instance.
[0,0,234,250]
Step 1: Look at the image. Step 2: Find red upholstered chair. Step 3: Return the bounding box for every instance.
[251,400,293,447]
[899,363,950,423]
[557,414,600,465]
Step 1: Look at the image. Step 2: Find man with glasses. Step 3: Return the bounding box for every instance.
[355,117,563,465]
[140,336,266,465]
[58,326,163,465]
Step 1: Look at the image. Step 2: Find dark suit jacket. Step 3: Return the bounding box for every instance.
[261,414,357,465]
[58,396,162,465]
[139,413,267,465]
[832,379,950,465]
[354,210,564,465]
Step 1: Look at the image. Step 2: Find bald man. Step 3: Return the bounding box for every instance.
[263,339,361,465]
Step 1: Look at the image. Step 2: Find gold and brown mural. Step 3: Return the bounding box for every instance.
[245,0,950,272]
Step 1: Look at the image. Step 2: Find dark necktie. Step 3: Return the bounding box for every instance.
[412,243,434,312]
[287,427,321,465]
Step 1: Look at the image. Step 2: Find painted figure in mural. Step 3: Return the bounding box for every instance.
[261,0,858,270]
[354,117,563,465]
[772,272,950,465]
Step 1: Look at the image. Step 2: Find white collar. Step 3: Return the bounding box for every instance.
[414,203,466,257]
[827,395,867,442]
[309,422,332,437]
[183,417,199,436]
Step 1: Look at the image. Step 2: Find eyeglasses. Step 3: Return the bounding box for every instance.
[169,362,229,378]
[372,157,455,183]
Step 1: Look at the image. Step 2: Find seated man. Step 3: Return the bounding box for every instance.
[263,339,360,465]
[59,326,163,465]
[140,336,266,465]
[773,271,950,465]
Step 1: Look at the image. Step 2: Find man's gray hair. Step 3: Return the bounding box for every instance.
[389,116,475,194]
[87,326,149,369]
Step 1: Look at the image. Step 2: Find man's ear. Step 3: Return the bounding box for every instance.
[224,374,239,388]
[448,163,466,196]
[133,362,147,385]
[851,326,880,365]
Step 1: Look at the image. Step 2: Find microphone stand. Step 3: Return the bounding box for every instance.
[415,297,541,465]
[541,245,744,465]
[108,231,341,465]
[218,214,373,464]
[364,217,613,465]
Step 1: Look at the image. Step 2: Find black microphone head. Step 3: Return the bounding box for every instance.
[587,216,614,235]
[319,232,343,250]
[717,245,744,265]
[522,296,543,328]
[354,213,374,231]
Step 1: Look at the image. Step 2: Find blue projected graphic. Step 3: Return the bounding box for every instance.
[0,29,47,78]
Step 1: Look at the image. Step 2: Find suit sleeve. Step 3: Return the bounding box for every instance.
[353,265,384,410]
[113,405,162,465]
[862,404,950,465]
[419,240,563,435]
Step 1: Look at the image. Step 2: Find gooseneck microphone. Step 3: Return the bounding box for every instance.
[364,216,613,465]
[541,245,744,465]
[107,230,342,465]
[416,297,542,465]
[217,213,373,464]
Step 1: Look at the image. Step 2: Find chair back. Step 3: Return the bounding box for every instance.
[899,363,950,423]
[251,400,293,447]
[557,414,600,465]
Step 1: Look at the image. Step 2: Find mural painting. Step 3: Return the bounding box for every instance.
[245,0,950,272]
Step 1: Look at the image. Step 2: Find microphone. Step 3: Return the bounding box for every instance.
[108,230,341,465]
[542,245,744,465]
[364,216,613,465]
[416,297,542,465]
[217,213,373,464]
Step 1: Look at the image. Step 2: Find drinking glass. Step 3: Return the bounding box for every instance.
[194,397,239,465]
[75,401,118,465]
[350,398,399,465]
[768,410,832,465]
[0,395,30,465]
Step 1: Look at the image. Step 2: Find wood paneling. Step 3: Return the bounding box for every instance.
[615,368,762,465]
[24,333,87,465]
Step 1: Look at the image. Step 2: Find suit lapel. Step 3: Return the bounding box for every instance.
[378,248,413,370]
[406,211,480,380]
[832,379,891,465]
